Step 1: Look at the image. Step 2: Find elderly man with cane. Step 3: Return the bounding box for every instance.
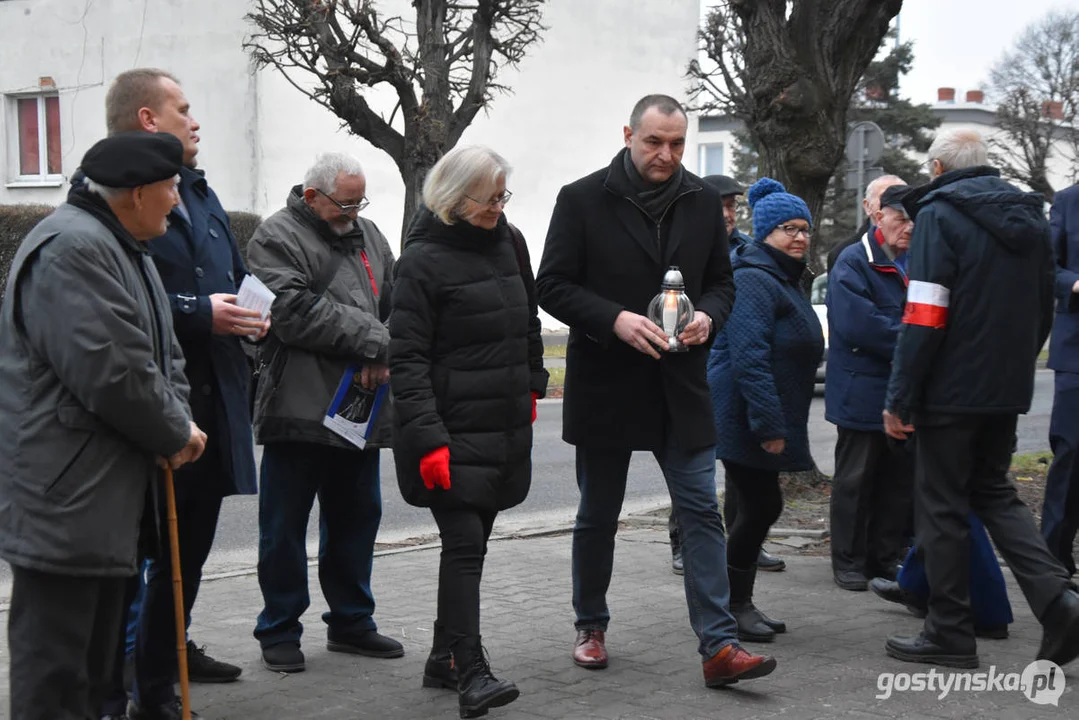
[0,132,207,720]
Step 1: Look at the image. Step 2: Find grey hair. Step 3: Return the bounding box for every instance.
[865,174,904,204]
[303,153,365,194]
[629,94,687,131]
[927,130,988,172]
[83,176,127,201]
[423,145,511,225]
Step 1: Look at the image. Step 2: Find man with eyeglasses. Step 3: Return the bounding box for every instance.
[825,182,915,593]
[245,152,402,674]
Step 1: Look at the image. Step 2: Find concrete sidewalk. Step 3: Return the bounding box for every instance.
[0,526,1072,719]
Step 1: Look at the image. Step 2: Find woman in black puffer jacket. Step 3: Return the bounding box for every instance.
[389,145,547,719]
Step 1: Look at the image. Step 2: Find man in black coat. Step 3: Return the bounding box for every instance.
[536,94,776,688]
[104,69,269,720]
[883,129,1079,668]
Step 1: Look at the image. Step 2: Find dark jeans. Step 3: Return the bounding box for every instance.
[720,460,783,570]
[254,441,382,648]
[898,513,1013,629]
[915,413,1071,651]
[1043,371,1079,576]
[830,428,913,576]
[669,476,739,551]
[133,441,224,707]
[572,440,738,658]
[8,566,126,720]
[431,506,497,644]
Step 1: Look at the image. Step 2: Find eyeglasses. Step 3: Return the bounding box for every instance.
[778,224,812,240]
[464,190,513,208]
[316,188,369,214]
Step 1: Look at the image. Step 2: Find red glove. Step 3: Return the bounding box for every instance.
[420,446,451,491]
[531,392,539,424]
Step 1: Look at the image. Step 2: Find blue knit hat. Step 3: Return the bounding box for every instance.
[748,178,812,242]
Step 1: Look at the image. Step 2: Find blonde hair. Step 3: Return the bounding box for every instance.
[423,146,511,224]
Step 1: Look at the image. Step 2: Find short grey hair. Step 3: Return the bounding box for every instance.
[865,174,904,205]
[423,145,511,225]
[927,130,988,172]
[303,153,365,194]
[83,176,127,201]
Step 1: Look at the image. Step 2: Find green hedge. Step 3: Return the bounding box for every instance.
[0,204,263,300]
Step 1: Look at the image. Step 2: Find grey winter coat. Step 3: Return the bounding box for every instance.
[0,194,193,577]
[246,187,395,449]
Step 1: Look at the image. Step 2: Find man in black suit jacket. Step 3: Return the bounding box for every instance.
[1044,183,1079,577]
[536,94,776,689]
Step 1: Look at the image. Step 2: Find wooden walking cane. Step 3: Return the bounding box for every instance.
[164,465,193,720]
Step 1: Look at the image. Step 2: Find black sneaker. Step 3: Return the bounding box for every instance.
[186,640,241,683]
[262,642,305,673]
[127,698,200,720]
[326,628,404,658]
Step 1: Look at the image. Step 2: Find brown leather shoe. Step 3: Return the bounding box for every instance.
[572,630,608,669]
[703,643,777,687]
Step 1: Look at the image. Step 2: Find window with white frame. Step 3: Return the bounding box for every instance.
[7,93,62,183]
[699,142,724,176]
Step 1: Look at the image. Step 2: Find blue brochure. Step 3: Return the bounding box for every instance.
[322,365,388,450]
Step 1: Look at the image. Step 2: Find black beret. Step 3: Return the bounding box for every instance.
[702,174,746,198]
[880,184,913,212]
[80,132,184,188]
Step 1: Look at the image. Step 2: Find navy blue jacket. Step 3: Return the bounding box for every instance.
[825,230,907,431]
[1048,184,1079,373]
[710,243,824,471]
[147,167,257,496]
[886,167,1054,418]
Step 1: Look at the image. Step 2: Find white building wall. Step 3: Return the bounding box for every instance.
[0,0,703,261]
[0,0,258,209]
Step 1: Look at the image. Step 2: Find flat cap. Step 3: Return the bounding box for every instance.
[80,131,184,188]
[702,175,746,197]
[880,183,913,211]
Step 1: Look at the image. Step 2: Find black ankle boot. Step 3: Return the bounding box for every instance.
[728,565,779,642]
[454,636,520,718]
[422,621,457,690]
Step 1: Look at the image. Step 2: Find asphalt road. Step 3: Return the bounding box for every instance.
[0,370,1057,596]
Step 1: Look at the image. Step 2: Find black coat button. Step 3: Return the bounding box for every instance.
[209,228,219,238]
[201,384,212,396]
[195,267,204,278]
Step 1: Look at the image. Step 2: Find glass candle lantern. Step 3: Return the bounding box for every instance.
[647,266,695,353]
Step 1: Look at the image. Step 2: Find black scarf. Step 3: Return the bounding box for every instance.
[759,241,808,284]
[621,149,684,222]
[66,184,166,369]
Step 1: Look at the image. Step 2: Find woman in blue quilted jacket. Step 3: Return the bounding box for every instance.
[709,178,825,643]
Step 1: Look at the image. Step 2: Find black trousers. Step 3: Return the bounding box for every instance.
[1043,371,1079,575]
[8,565,127,720]
[916,413,1072,651]
[431,506,498,645]
[669,477,740,549]
[830,428,913,576]
[720,460,784,570]
[133,420,224,706]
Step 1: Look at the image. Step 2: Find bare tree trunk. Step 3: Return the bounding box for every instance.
[400,163,426,244]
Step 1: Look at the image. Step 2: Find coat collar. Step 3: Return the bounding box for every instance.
[601,150,702,265]
[860,230,907,286]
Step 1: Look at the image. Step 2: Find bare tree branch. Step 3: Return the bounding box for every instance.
[987,9,1079,200]
[244,0,547,235]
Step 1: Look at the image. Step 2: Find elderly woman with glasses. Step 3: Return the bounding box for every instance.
[390,145,547,719]
[708,178,825,644]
